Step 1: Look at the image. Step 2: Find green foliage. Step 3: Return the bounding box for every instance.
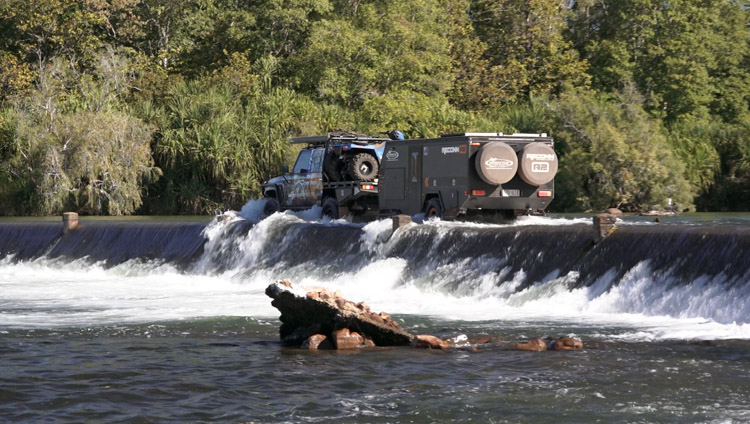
[0,51,155,215]
[0,51,33,100]
[0,0,749,214]
[357,91,493,138]
[470,0,590,104]
[667,118,722,193]
[442,0,495,110]
[548,86,694,212]
[292,0,454,106]
[146,57,311,214]
[691,118,750,211]
[571,0,750,123]
[495,99,552,134]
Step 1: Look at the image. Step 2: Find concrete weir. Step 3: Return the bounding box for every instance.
[0,214,747,292]
[62,212,79,233]
[593,213,617,242]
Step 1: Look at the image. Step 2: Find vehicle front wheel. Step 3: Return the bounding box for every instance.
[321,197,339,219]
[423,198,443,220]
[262,197,280,217]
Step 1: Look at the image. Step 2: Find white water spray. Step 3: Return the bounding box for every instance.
[1,204,749,340]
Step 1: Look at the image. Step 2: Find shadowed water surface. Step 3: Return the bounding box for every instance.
[2,318,750,423]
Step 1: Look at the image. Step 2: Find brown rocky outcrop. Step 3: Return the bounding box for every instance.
[414,335,450,350]
[551,336,584,351]
[513,338,548,352]
[301,334,334,350]
[266,280,414,348]
[267,281,586,353]
[468,336,494,345]
[332,328,365,349]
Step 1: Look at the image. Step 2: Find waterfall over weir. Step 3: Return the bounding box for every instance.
[1,212,749,335]
[0,221,206,266]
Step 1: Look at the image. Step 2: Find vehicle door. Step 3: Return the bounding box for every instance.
[305,148,324,205]
[283,148,313,208]
[406,145,423,214]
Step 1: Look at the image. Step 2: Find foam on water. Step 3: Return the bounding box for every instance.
[0,256,279,328]
[1,207,749,340]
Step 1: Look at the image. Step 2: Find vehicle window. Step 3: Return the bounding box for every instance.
[293,149,312,174]
[310,148,324,173]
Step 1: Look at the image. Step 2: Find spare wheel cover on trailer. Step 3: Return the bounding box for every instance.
[517,142,558,186]
[475,142,518,185]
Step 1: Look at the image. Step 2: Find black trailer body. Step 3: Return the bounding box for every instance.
[378,133,557,219]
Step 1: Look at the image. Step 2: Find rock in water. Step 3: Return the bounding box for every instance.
[513,338,548,352]
[551,336,584,351]
[414,335,450,350]
[265,280,414,347]
[301,334,334,350]
[332,328,365,350]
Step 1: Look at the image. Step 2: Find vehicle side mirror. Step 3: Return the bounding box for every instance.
[281,165,289,174]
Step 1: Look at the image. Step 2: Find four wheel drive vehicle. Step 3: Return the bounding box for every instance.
[261,132,389,219]
[293,132,388,182]
[377,133,558,220]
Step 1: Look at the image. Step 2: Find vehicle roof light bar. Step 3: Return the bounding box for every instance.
[440,132,548,138]
[291,132,389,145]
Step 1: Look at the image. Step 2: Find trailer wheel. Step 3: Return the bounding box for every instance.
[347,153,379,182]
[424,198,443,220]
[321,197,340,219]
[262,197,280,217]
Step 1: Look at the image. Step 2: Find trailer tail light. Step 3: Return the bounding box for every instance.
[361,184,375,190]
[471,142,481,147]
[471,190,486,196]
[537,190,552,197]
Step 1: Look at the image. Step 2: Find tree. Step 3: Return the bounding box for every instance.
[291,0,454,107]
[548,86,693,212]
[0,49,156,215]
[0,51,33,101]
[569,0,750,209]
[356,90,491,138]
[441,0,496,110]
[470,0,589,104]
[570,0,750,123]
[145,56,311,213]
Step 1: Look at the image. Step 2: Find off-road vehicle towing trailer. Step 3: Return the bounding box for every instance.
[261,132,388,219]
[378,133,558,220]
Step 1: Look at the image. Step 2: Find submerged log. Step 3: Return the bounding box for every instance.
[265,280,414,348]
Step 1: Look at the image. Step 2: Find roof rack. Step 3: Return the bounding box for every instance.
[441,132,548,138]
[291,131,389,145]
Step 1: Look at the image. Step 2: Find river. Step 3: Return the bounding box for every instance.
[1,205,749,422]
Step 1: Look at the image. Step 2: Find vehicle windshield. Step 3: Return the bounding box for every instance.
[293,149,313,174]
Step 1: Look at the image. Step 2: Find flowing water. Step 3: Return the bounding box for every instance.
[1,205,750,423]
